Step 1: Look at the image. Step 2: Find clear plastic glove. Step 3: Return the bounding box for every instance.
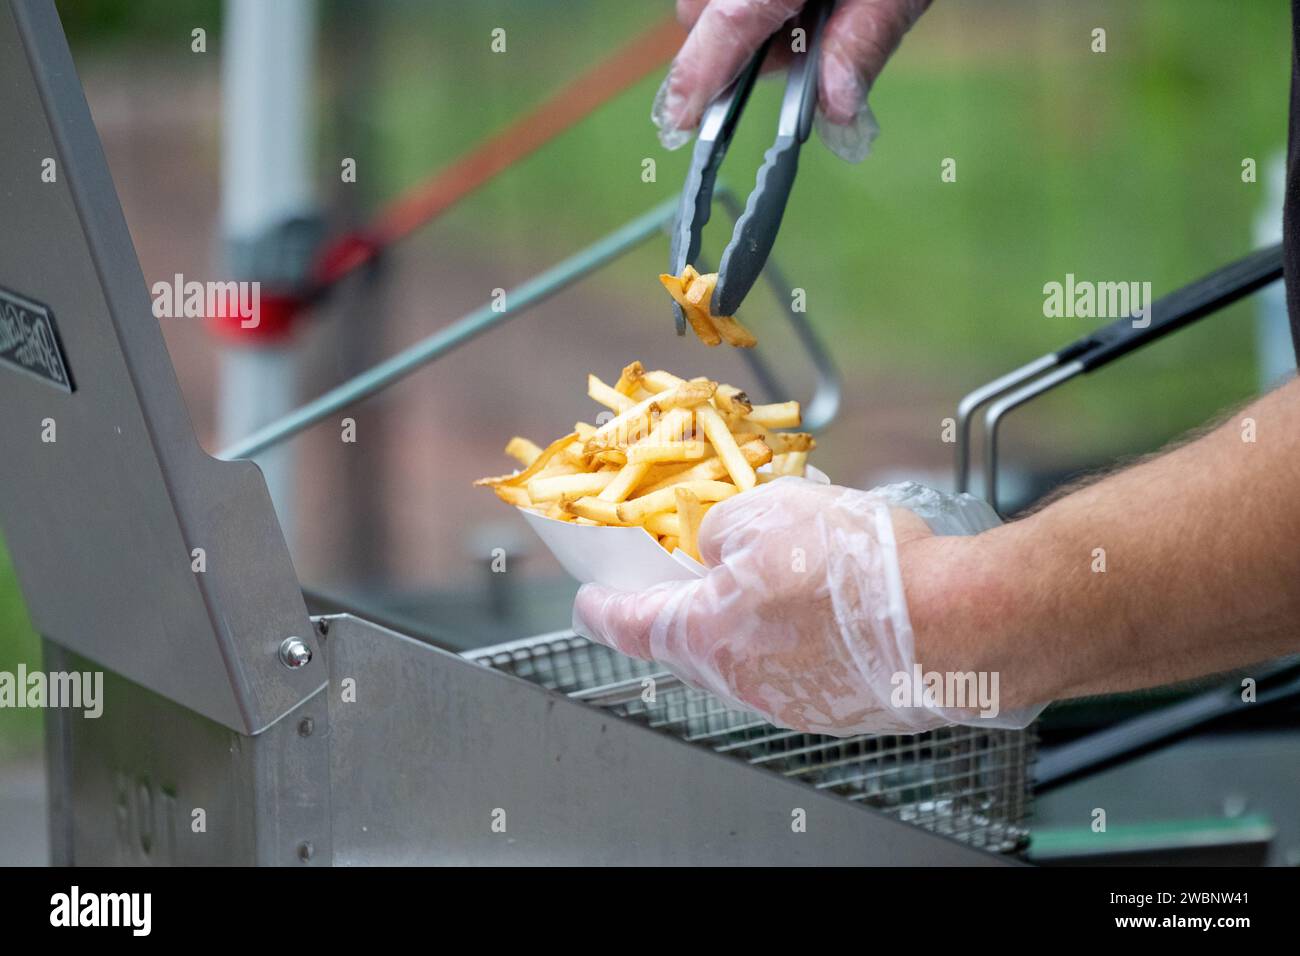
[573,478,1047,736]
[653,0,932,162]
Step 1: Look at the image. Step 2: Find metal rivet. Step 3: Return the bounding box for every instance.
[297,841,314,863]
[279,637,312,669]
[298,717,314,737]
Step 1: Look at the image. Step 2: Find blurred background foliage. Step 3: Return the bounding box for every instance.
[0,0,1292,753]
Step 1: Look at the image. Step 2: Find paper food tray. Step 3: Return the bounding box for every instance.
[520,465,829,590]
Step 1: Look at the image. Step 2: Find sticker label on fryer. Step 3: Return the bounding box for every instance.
[0,286,74,393]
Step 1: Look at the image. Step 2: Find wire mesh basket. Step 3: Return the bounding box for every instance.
[466,631,1034,853]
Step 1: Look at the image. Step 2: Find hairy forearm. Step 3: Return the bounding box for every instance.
[904,377,1300,709]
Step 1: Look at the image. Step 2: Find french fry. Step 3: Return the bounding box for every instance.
[738,436,775,468]
[638,406,694,444]
[674,488,709,562]
[709,313,757,348]
[656,379,716,411]
[679,310,722,347]
[586,380,714,451]
[562,495,632,525]
[746,401,801,429]
[636,439,770,497]
[644,512,681,537]
[478,365,818,554]
[695,404,756,491]
[633,460,700,491]
[587,400,656,450]
[504,436,543,467]
[588,373,635,413]
[560,426,597,465]
[475,431,578,487]
[599,462,651,502]
[616,479,737,524]
[625,440,709,464]
[599,407,698,502]
[639,369,685,394]
[683,270,709,305]
[659,268,758,349]
[561,448,589,468]
[714,384,752,415]
[763,431,815,453]
[493,485,531,507]
[614,361,645,396]
[660,274,721,346]
[683,272,757,349]
[544,501,575,522]
[638,458,725,495]
[769,451,808,477]
[527,470,616,503]
[532,460,583,479]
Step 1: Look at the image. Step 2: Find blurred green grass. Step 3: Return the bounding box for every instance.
[0,0,1290,752]
[356,0,1289,452]
[0,543,40,757]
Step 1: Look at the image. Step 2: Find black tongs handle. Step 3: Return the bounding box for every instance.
[712,0,830,318]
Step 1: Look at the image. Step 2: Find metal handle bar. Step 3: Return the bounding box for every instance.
[954,244,1284,516]
[1034,658,1300,794]
[568,672,684,708]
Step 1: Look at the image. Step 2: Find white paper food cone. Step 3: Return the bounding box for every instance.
[518,466,829,590]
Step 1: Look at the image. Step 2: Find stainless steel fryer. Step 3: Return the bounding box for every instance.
[468,633,1033,853]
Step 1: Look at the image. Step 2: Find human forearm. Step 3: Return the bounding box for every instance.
[905,378,1300,709]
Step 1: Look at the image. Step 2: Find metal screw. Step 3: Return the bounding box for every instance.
[279,637,312,669]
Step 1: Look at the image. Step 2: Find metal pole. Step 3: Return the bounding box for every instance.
[220,197,681,461]
[218,0,319,543]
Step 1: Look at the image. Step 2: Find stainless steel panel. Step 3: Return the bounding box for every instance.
[0,0,321,733]
[41,640,331,866]
[468,632,1034,853]
[325,615,1013,865]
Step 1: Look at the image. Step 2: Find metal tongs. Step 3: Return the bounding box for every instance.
[669,0,832,332]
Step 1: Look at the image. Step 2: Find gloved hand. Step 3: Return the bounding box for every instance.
[574,478,1047,736]
[652,0,933,162]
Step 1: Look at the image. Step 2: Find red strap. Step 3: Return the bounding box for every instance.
[316,15,685,287]
[207,292,302,345]
[213,15,685,343]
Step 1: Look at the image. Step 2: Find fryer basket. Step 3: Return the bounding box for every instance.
[467,631,1034,853]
